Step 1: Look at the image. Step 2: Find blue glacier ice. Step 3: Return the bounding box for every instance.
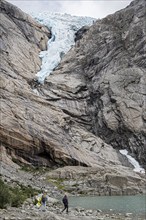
[31,12,95,83]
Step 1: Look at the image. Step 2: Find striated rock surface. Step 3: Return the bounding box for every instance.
[0,0,146,195]
[47,165,146,196]
[39,0,146,166]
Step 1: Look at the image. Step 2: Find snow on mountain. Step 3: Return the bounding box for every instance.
[31,12,95,83]
[119,150,145,174]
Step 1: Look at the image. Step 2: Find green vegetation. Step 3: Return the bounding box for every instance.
[47,177,66,190]
[20,164,51,174]
[0,179,39,209]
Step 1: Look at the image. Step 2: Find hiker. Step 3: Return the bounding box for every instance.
[62,194,68,213]
[34,194,42,208]
[41,190,48,209]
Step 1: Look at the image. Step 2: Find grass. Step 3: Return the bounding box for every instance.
[20,165,48,173]
[47,177,66,190]
[0,179,40,209]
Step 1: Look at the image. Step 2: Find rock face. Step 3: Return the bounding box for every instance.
[0,0,146,195]
[39,0,146,166]
[74,25,89,42]
[0,0,51,78]
[47,166,146,196]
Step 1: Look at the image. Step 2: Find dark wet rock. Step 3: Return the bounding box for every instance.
[74,25,89,42]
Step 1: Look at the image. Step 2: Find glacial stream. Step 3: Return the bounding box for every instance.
[69,195,146,217]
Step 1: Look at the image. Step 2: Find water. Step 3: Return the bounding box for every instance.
[69,195,146,216]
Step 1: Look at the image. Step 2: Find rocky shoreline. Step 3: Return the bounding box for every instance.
[1,160,145,220]
[0,198,145,220]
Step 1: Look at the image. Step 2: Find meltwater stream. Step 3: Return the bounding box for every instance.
[32,12,95,83]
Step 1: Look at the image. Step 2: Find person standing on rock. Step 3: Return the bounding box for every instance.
[41,190,48,211]
[62,194,69,213]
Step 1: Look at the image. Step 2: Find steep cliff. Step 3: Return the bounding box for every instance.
[0,0,145,181]
[39,0,146,167]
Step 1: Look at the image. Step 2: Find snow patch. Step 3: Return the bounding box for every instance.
[119,149,145,174]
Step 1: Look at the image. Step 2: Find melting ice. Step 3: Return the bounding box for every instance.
[119,149,145,174]
[32,12,95,83]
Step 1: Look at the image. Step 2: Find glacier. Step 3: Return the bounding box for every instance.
[31,12,95,83]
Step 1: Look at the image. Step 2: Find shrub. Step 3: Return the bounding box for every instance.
[0,179,11,208]
[0,179,39,209]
